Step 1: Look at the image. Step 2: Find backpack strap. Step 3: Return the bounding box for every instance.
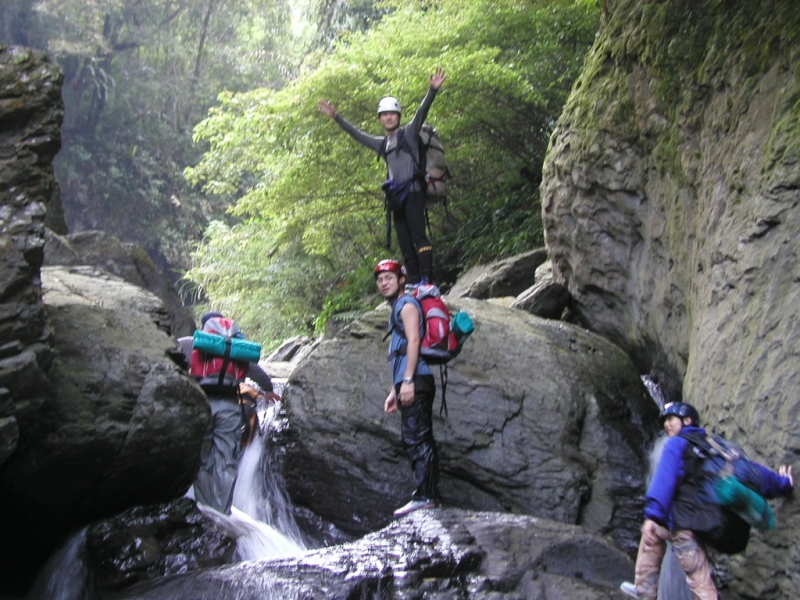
[385,198,392,249]
[217,336,233,387]
[378,128,425,185]
[439,364,448,418]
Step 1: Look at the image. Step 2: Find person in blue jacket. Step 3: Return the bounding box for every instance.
[621,402,793,600]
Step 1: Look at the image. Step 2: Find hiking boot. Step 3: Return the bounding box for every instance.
[619,582,643,599]
[393,498,439,517]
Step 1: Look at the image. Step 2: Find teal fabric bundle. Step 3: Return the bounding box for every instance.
[452,311,474,339]
[715,475,775,531]
[192,330,261,363]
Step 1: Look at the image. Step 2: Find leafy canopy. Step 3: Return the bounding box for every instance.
[185,0,599,348]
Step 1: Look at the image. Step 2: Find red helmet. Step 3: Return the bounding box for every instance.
[373,259,406,279]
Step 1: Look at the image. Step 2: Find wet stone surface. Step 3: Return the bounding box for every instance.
[112,508,633,599]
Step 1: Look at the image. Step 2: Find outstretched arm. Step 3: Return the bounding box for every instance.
[318,99,384,153]
[405,67,447,138]
[756,463,794,498]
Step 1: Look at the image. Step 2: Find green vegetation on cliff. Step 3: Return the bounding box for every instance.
[564,0,799,181]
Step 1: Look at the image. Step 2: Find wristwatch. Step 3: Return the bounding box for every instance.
[402,377,414,384]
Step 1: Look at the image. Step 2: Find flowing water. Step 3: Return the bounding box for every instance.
[28,383,306,599]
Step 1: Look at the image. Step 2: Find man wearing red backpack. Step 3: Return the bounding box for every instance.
[375,259,441,517]
[177,312,275,515]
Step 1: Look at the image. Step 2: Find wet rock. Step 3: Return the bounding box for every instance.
[0,266,208,592]
[44,229,197,338]
[112,509,634,599]
[280,299,658,554]
[0,45,66,234]
[448,249,548,299]
[512,276,571,319]
[540,1,800,597]
[86,499,236,592]
[512,259,572,321]
[0,45,63,475]
[264,335,320,363]
[0,415,19,465]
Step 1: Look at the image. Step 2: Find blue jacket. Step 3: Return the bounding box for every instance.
[644,426,792,528]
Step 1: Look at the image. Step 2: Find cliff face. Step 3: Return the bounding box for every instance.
[0,47,209,594]
[0,46,63,471]
[541,1,800,597]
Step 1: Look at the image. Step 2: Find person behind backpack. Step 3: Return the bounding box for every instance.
[177,311,275,515]
[318,68,446,290]
[620,402,793,600]
[374,259,441,516]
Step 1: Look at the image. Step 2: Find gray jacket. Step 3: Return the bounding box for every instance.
[334,86,438,188]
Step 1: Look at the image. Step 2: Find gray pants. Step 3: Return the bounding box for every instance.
[193,398,242,515]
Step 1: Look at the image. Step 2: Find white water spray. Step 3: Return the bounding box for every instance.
[25,528,90,600]
[641,374,667,410]
[228,392,306,560]
[30,381,306,598]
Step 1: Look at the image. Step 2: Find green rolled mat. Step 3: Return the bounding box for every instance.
[715,475,775,531]
[192,330,261,363]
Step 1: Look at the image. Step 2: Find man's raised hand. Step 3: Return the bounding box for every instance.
[317,99,337,118]
[430,67,446,90]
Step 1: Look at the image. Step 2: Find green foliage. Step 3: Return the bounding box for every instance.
[313,260,383,335]
[186,0,599,340]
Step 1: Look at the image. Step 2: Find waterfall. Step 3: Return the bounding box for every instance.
[227,387,307,560]
[193,381,307,561]
[29,381,305,598]
[24,528,92,600]
[641,374,667,410]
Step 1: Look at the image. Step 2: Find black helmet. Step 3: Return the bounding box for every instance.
[659,402,700,427]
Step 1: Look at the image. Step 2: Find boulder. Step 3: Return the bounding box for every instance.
[27,499,236,597]
[112,509,634,600]
[0,46,66,235]
[279,299,658,554]
[512,262,571,319]
[448,249,548,299]
[512,281,570,319]
[44,229,197,338]
[0,266,208,592]
[540,1,800,596]
[264,335,320,363]
[85,499,236,593]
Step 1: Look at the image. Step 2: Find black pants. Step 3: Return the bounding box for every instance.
[396,374,439,501]
[393,190,432,284]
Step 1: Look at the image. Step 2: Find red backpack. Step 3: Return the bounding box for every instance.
[389,285,474,415]
[190,316,249,391]
[413,285,459,364]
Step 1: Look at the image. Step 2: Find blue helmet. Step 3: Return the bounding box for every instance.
[659,402,700,427]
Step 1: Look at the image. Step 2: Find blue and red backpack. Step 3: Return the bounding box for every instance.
[389,284,474,415]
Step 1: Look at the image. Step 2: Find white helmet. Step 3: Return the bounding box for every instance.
[377,96,401,114]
